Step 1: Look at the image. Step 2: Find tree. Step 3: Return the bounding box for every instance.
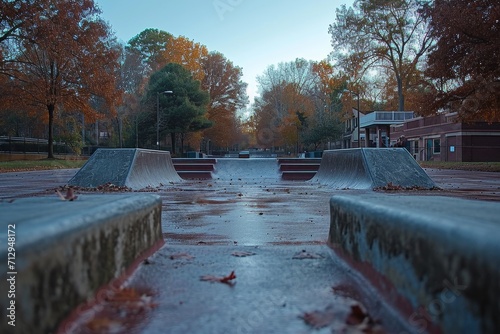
[201,51,248,149]
[0,0,120,158]
[302,61,346,149]
[421,0,500,121]
[0,0,30,44]
[162,35,209,81]
[329,0,434,111]
[253,58,349,151]
[115,44,151,147]
[143,63,210,154]
[126,28,171,72]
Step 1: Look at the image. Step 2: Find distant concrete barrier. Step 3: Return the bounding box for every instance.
[212,158,281,181]
[0,194,163,334]
[68,148,182,189]
[311,148,436,189]
[329,194,500,333]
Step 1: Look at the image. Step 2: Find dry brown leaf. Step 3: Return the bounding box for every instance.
[56,188,78,201]
[299,306,336,329]
[200,271,236,285]
[292,249,324,259]
[169,253,195,260]
[231,251,256,257]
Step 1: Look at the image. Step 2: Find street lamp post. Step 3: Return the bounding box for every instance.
[344,90,361,147]
[157,90,173,150]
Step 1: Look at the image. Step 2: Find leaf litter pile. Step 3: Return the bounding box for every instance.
[300,302,385,333]
[60,286,157,334]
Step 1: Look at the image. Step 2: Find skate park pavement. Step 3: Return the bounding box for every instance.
[1,155,500,333]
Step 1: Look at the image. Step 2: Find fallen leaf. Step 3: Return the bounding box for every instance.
[344,303,385,333]
[85,316,123,333]
[292,249,324,259]
[299,305,336,329]
[200,271,236,285]
[106,287,156,307]
[346,303,368,325]
[56,188,78,201]
[231,251,256,257]
[169,253,195,260]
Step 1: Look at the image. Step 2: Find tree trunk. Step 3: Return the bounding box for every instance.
[397,76,405,111]
[180,133,185,154]
[47,104,55,159]
[170,132,176,154]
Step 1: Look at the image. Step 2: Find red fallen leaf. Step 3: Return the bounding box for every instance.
[231,251,256,257]
[292,249,324,259]
[299,305,336,329]
[344,303,385,333]
[85,316,123,333]
[56,188,78,201]
[200,271,236,285]
[346,303,368,325]
[105,287,157,308]
[169,253,194,260]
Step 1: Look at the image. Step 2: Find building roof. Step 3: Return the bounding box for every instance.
[360,111,415,128]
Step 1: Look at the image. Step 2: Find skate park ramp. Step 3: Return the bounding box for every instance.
[212,158,281,182]
[311,148,436,189]
[68,148,182,189]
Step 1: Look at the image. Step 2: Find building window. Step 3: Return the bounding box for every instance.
[433,139,441,154]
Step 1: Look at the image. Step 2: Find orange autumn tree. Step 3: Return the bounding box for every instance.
[304,60,345,149]
[201,52,248,149]
[279,83,314,153]
[162,35,208,81]
[1,0,120,158]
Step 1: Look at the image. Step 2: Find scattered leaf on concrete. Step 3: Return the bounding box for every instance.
[200,271,236,285]
[231,251,256,257]
[56,188,78,201]
[85,317,123,333]
[292,249,324,259]
[346,303,368,325]
[344,303,385,333]
[105,287,157,309]
[77,286,157,333]
[169,253,195,260]
[299,305,336,329]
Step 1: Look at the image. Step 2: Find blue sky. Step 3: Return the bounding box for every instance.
[95,0,354,104]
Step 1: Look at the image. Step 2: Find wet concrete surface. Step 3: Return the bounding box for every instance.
[1,167,500,333]
[0,169,76,199]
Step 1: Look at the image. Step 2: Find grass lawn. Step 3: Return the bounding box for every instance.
[0,159,86,173]
[419,161,500,172]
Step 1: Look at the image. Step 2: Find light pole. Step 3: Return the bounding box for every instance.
[157,90,173,150]
[344,89,361,147]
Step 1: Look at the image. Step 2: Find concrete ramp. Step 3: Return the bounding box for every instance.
[212,158,281,181]
[68,149,182,189]
[311,148,436,189]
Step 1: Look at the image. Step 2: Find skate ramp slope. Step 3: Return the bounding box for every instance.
[68,148,182,189]
[212,158,281,182]
[311,148,436,189]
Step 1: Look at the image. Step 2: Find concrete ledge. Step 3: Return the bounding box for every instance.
[329,194,500,333]
[0,194,163,334]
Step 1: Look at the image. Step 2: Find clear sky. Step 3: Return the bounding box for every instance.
[95,0,354,105]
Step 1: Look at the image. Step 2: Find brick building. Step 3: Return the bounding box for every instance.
[390,112,500,162]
